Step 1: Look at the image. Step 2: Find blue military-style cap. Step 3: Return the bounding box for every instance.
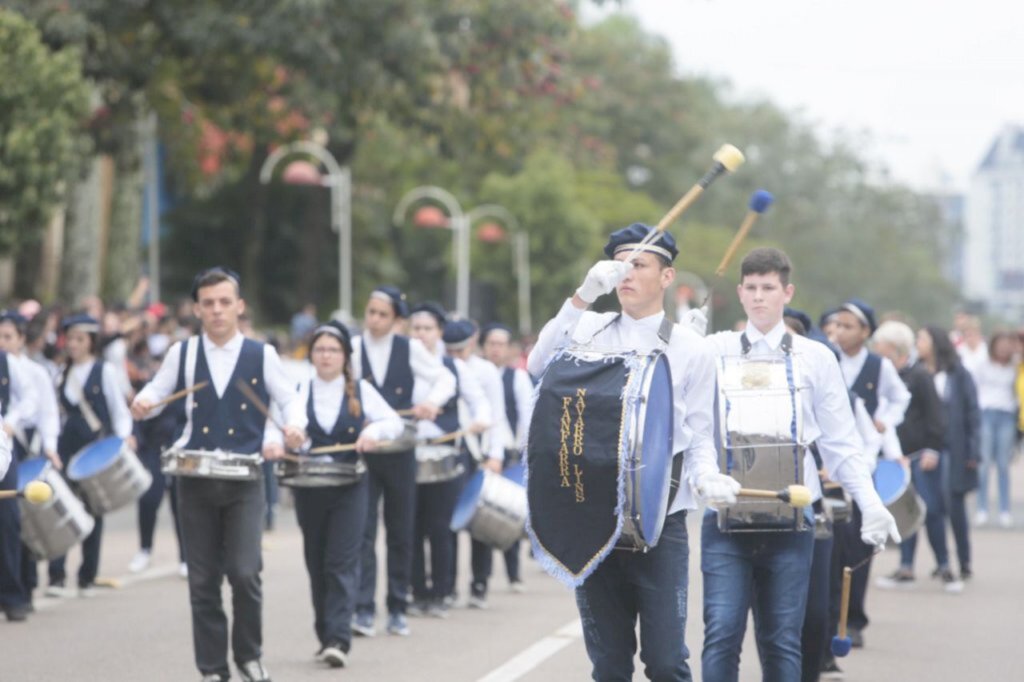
[409,301,447,328]
[603,223,678,262]
[61,313,100,333]
[783,307,813,336]
[0,310,28,333]
[839,298,877,334]
[310,320,352,355]
[370,285,409,318]
[443,318,478,348]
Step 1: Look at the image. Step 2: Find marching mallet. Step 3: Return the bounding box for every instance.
[623,144,746,263]
[831,566,854,657]
[715,189,775,277]
[0,480,53,504]
[737,484,813,508]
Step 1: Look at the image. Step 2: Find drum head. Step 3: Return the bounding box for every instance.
[17,457,49,492]
[636,353,674,544]
[68,437,124,480]
[873,459,910,505]
[503,463,525,487]
[451,470,484,531]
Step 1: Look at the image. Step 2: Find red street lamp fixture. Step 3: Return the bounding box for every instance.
[412,205,451,229]
[476,220,507,244]
[281,159,323,186]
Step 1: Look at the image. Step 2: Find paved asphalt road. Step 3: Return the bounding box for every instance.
[5,457,1022,681]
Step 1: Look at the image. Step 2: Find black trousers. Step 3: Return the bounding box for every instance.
[137,453,185,561]
[48,513,103,588]
[357,449,416,616]
[294,479,368,651]
[801,531,834,682]
[829,503,873,635]
[179,477,264,678]
[412,478,460,602]
[0,464,29,609]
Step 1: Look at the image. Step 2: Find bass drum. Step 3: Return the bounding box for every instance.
[873,459,926,540]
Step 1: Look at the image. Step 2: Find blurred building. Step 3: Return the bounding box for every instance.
[965,125,1024,321]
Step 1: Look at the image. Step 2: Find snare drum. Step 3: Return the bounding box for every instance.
[161,447,262,481]
[17,457,95,560]
[451,468,527,551]
[67,437,152,515]
[716,353,807,532]
[873,459,926,539]
[415,443,463,484]
[275,457,364,487]
[526,348,674,586]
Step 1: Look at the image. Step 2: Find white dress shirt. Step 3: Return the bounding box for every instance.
[466,354,506,460]
[20,355,60,454]
[839,346,911,430]
[509,367,535,450]
[416,354,490,443]
[0,424,10,479]
[62,359,133,439]
[528,299,719,515]
[135,332,306,450]
[299,374,405,444]
[351,332,456,409]
[2,354,39,439]
[707,321,881,507]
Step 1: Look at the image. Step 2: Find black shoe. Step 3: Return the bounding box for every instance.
[4,604,30,622]
[237,659,271,682]
[849,628,864,648]
[961,566,973,581]
[820,656,844,679]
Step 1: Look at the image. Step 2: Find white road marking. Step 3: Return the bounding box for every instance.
[477,618,583,682]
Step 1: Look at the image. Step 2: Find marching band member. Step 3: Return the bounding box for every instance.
[698,248,900,682]
[442,318,504,609]
[827,299,910,651]
[527,224,725,681]
[350,286,455,638]
[132,267,306,682]
[407,304,489,616]
[287,320,403,668]
[47,314,132,599]
[480,322,534,592]
[0,310,58,617]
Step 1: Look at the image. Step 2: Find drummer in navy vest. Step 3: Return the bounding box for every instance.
[443,318,507,609]
[407,303,490,617]
[282,320,404,668]
[827,298,909,653]
[132,267,306,682]
[0,310,58,617]
[527,223,727,681]
[480,322,534,593]
[350,286,455,638]
[47,313,132,599]
[0,323,40,622]
[696,249,901,682]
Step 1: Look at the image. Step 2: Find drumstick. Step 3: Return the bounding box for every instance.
[0,481,53,504]
[396,407,444,417]
[234,379,286,432]
[624,144,745,264]
[737,484,812,508]
[307,429,467,455]
[714,190,774,276]
[146,381,210,413]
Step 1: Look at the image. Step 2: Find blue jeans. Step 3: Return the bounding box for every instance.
[702,510,815,682]
[978,409,1016,514]
[575,511,692,681]
[899,455,950,570]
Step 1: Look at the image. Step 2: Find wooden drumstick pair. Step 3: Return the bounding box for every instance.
[302,428,470,457]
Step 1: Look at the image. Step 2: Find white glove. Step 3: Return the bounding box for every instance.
[576,260,633,304]
[860,504,901,548]
[683,306,709,337]
[695,473,741,507]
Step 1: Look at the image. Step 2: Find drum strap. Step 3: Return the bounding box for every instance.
[581,314,674,350]
[666,451,684,511]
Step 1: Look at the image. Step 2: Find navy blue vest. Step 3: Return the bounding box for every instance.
[307,381,363,464]
[501,367,518,436]
[0,352,9,417]
[435,356,460,434]
[59,360,113,458]
[361,335,414,411]
[186,338,268,455]
[850,352,882,417]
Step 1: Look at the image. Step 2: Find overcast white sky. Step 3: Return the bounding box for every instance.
[589,0,1024,192]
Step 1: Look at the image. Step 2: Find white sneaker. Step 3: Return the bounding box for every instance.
[974,511,989,526]
[129,550,152,573]
[178,562,189,579]
[78,584,97,598]
[44,584,71,598]
[998,512,1013,528]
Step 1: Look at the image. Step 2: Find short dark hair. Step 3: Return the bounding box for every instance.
[192,268,241,301]
[740,247,792,285]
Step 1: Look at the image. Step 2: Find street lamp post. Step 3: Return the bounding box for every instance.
[259,141,352,321]
[393,186,470,318]
[467,204,531,336]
